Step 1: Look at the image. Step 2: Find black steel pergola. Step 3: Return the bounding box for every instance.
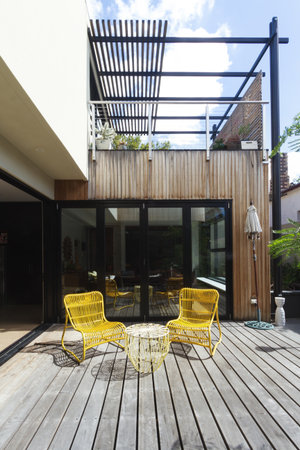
[88,17,288,296]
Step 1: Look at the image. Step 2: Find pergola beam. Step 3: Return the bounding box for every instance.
[101,96,243,102]
[98,71,265,77]
[214,31,287,133]
[91,36,289,44]
[117,130,215,135]
[95,115,230,120]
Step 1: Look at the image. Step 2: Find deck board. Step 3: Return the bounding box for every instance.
[71,343,116,450]
[93,347,126,450]
[210,330,298,449]
[26,365,88,450]
[115,358,138,450]
[5,367,71,450]
[225,323,300,393]
[0,321,299,449]
[184,345,250,449]
[48,352,100,450]
[170,343,226,449]
[153,362,182,450]
[138,368,159,450]
[164,348,203,448]
[198,350,272,449]
[241,329,300,377]
[216,326,300,423]
[0,360,61,449]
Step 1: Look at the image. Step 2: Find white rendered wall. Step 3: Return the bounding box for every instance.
[281,187,300,225]
[0,135,54,198]
[0,0,89,177]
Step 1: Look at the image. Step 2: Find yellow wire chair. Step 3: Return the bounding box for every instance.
[61,291,125,363]
[105,279,134,311]
[166,288,222,356]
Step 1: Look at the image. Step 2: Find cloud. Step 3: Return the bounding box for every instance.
[114,0,214,28]
[153,24,231,147]
[86,0,103,19]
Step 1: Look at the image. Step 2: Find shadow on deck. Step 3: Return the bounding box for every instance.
[0,320,299,449]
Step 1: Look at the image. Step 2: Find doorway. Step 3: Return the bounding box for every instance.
[0,201,43,352]
[60,201,232,321]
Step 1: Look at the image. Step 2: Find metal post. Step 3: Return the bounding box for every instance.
[91,103,96,161]
[148,105,152,161]
[212,124,217,142]
[206,105,210,160]
[262,104,267,161]
[270,16,282,296]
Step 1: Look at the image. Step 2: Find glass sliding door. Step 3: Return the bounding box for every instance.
[59,202,231,321]
[61,208,97,303]
[105,207,140,318]
[191,207,227,316]
[148,207,183,319]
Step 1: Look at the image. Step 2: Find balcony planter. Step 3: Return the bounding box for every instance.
[241,140,258,150]
[95,122,116,150]
[96,138,112,150]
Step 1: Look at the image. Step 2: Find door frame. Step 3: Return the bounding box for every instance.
[58,199,233,321]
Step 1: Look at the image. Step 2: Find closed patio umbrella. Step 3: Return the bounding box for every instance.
[244,204,262,236]
[244,202,273,330]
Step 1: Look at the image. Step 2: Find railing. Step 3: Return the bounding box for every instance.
[88,100,269,162]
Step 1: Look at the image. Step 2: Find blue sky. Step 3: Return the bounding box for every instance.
[86,0,300,181]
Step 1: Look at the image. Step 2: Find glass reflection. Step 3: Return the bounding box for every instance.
[61,209,97,313]
[148,208,183,319]
[192,207,227,316]
[105,208,140,317]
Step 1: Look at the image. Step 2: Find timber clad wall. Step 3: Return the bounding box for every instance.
[87,149,270,321]
[55,180,88,200]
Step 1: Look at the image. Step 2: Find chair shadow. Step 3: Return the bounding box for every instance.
[91,358,149,381]
[170,342,211,360]
[20,341,109,367]
[21,341,149,379]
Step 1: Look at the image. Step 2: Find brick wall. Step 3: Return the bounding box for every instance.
[216,72,263,149]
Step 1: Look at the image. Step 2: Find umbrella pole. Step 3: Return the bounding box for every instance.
[244,204,273,330]
[252,236,261,322]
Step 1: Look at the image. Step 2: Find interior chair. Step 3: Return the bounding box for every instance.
[154,290,173,305]
[167,276,184,302]
[133,284,153,303]
[105,279,134,311]
[61,291,125,363]
[166,288,222,356]
[155,277,184,305]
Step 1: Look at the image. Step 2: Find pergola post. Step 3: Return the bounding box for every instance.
[270,16,282,296]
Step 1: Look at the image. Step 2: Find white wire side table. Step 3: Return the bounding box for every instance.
[124,323,170,373]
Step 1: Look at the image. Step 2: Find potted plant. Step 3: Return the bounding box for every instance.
[112,134,128,150]
[238,124,258,149]
[118,139,127,150]
[225,134,241,150]
[95,122,116,150]
[212,138,226,150]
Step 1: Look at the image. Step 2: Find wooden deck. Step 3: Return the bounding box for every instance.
[0,321,299,449]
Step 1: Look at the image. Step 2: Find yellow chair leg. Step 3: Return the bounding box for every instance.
[210,316,222,356]
[61,316,86,363]
[113,296,135,311]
